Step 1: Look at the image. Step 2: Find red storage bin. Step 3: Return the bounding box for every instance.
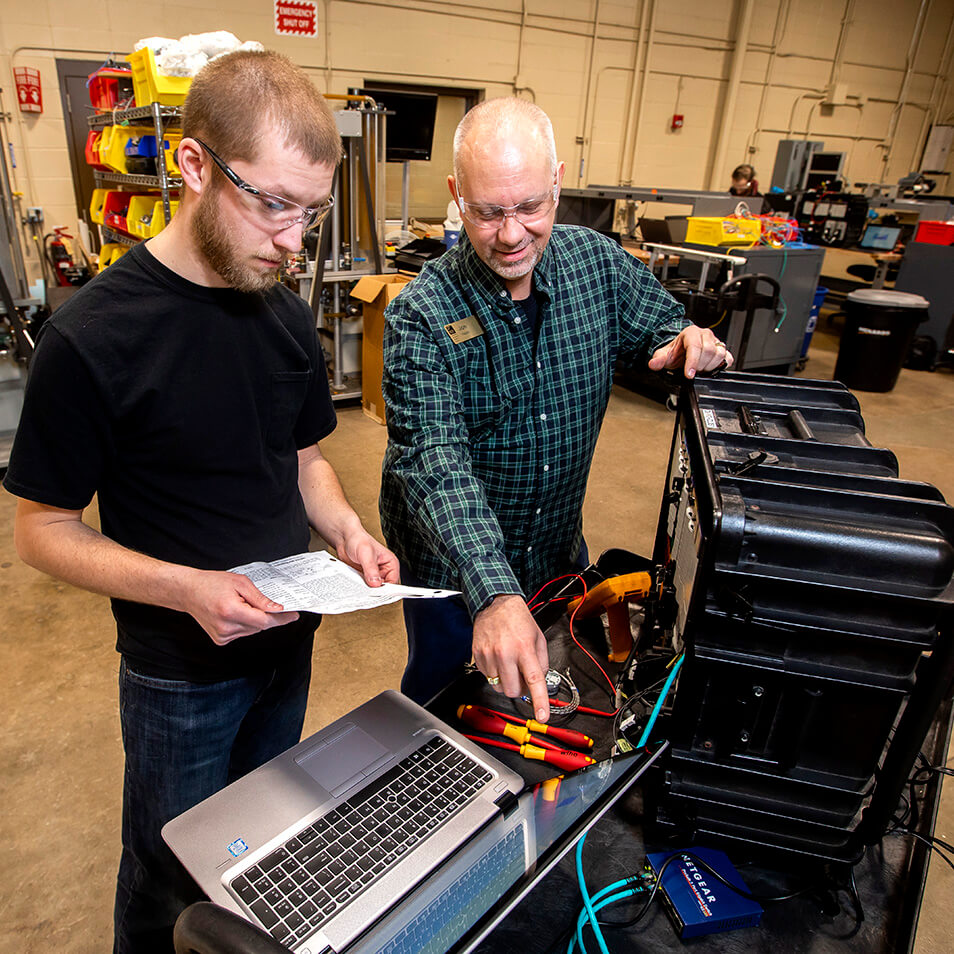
[87,67,134,112]
[102,190,152,235]
[914,220,954,245]
[84,130,108,170]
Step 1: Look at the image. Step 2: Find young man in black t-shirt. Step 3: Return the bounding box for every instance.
[3,51,399,953]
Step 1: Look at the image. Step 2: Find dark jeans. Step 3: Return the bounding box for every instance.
[113,637,313,954]
[400,542,589,707]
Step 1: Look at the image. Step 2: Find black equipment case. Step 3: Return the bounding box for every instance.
[642,371,954,862]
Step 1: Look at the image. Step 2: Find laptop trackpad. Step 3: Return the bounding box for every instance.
[294,723,390,796]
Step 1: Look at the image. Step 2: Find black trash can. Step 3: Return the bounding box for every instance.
[834,289,929,392]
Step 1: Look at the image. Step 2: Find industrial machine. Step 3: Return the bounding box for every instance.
[632,371,954,862]
[794,191,868,247]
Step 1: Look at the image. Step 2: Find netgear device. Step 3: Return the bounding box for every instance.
[647,847,762,939]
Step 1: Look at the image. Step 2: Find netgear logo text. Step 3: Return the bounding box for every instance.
[679,855,717,917]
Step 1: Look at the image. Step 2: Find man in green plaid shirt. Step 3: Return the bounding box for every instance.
[380,98,731,721]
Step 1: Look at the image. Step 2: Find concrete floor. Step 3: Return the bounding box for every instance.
[1,319,952,952]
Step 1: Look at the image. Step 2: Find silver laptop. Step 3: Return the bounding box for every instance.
[347,744,664,954]
[163,690,524,954]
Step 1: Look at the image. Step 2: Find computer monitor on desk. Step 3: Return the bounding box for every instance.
[858,224,901,251]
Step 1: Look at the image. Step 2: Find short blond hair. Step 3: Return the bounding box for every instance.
[182,50,343,167]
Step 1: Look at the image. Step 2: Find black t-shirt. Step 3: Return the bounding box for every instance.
[4,242,336,680]
[514,289,541,337]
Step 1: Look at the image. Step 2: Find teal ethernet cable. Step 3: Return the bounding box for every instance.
[571,832,643,954]
[635,653,684,750]
[571,832,653,954]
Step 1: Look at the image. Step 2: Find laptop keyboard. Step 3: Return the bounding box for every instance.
[229,736,494,948]
[377,825,527,954]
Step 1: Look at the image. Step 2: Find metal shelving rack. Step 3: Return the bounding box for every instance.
[88,102,181,234]
[298,99,389,401]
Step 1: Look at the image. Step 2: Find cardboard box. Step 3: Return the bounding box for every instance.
[350,274,413,424]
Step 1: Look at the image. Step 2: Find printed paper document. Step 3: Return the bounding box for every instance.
[230,550,459,615]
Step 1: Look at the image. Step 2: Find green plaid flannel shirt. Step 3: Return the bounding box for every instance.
[380,225,687,616]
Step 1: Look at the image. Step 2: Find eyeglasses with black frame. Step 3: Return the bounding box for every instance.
[193,138,334,233]
[454,181,559,230]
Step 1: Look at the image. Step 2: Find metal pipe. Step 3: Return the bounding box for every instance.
[581,65,632,188]
[881,0,931,179]
[617,0,651,185]
[747,0,791,158]
[576,0,602,185]
[911,9,954,172]
[827,0,857,94]
[706,0,755,190]
[624,0,658,186]
[0,96,30,299]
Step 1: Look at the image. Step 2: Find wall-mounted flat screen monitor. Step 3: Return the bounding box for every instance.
[360,88,438,162]
[809,152,844,173]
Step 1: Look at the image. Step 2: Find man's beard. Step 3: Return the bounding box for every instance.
[191,186,284,293]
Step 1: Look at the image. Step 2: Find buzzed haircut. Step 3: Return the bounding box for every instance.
[453,97,557,183]
[182,50,343,167]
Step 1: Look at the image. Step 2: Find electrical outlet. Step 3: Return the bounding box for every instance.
[25,207,43,224]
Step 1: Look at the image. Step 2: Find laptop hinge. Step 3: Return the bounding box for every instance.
[494,789,520,818]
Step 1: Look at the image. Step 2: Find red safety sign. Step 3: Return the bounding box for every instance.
[275,0,319,37]
[14,67,43,114]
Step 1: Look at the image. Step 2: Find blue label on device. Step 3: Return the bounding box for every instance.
[227,838,249,857]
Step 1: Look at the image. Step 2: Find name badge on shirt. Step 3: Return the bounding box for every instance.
[444,315,484,344]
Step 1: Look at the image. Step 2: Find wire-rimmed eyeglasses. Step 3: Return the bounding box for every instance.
[454,181,559,230]
[194,138,334,233]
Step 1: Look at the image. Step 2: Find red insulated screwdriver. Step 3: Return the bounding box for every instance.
[462,734,596,772]
[456,705,561,751]
[475,704,595,750]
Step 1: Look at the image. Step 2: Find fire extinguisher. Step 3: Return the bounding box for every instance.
[45,227,76,287]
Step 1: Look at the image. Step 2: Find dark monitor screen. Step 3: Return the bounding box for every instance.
[810,152,843,173]
[361,89,438,162]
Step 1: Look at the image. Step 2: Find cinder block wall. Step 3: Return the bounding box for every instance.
[1,0,953,280]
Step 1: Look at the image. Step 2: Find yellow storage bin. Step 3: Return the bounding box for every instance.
[163,131,182,175]
[98,242,128,270]
[127,48,192,107]
[102,125,153,174]
[89,188,109,225]
[148,198,179,236]
[685,216,762,247]
[126,194,160,239]
[97,125,117,165]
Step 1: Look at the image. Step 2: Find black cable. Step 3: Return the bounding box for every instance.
[891,829,954,875]
[832,863,865,940]
[612,674,667,745]
[598,854,680,929]
[599,851,814,931]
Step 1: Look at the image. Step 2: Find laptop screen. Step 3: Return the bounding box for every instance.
[346,746,664,954]
[859,225,901,251]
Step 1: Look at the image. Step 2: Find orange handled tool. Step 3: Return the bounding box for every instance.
[566,571,653,662]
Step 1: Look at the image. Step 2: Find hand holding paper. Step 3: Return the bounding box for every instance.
[229,550,459,615]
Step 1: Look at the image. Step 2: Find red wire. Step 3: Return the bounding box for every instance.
[551,699,617,718]
[526,572,586,610]
[524,570,621,711]
[566,581,620,700]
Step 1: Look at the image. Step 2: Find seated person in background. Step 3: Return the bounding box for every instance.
[730,164,761,197]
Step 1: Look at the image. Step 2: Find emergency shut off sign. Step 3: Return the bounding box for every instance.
[274,0,319,38]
